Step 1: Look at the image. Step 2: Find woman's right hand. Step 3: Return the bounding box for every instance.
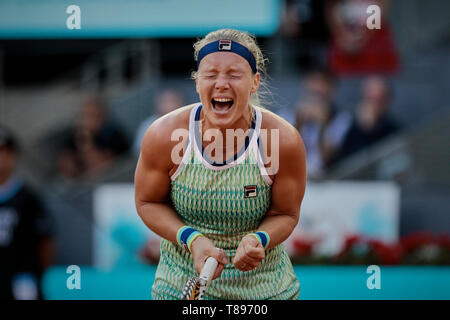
[190,236,228,280]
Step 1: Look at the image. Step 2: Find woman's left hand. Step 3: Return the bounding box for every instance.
[232,235,265,272]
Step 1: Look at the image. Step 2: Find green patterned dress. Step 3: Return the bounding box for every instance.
[151,104,300,300]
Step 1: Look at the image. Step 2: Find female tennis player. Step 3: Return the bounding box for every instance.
[135,29,306,300]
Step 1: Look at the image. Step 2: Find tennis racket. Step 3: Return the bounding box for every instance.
[181,257,218,300]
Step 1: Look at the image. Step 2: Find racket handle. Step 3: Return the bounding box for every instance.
[199,257,218,285]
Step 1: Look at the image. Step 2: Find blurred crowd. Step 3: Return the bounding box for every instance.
[56,97,130,180]
[280,0,399,74]
[0,127,54,299]
[294,69,401,178]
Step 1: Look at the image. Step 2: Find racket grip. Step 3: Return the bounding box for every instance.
[199,257,218,285]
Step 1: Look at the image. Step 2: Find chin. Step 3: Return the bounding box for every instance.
[203,104,235,127]
[209,115,236,129]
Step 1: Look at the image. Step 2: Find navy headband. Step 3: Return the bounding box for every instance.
[197,40,257,74]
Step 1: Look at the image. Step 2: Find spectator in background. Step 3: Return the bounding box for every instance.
[295,68,351,178]
[280,0,330,71]
[133,89,185,155]
[57,97,130,179]
[335,76,401,161]
[325,0,400,75]
[0,127,54,300]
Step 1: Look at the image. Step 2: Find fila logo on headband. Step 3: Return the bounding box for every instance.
[218,40,232,51]
[197,40,257,73]
[244,185,258,198]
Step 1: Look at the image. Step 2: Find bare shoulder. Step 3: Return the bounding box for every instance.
[258,107,305,152]
[256,106,306,180]
[140,103,198,170]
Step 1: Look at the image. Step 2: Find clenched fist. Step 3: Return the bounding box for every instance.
[233,234,265,272]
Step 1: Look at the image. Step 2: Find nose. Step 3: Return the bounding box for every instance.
[214,74,230,91]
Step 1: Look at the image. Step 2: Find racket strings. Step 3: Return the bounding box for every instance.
[181,276,201,300]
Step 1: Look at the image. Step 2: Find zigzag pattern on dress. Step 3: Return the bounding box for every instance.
[151,105,300,300]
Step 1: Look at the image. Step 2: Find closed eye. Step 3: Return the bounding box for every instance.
[199,72,241,80]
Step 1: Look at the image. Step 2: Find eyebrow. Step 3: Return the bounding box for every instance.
[228,68,243,73]
[200,64,245,72]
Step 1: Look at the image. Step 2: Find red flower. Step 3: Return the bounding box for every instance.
[436,233,450,250]
[400,232,435,253]
[343,234,364,250]
[292,238,314,256]
[367,239,403,265]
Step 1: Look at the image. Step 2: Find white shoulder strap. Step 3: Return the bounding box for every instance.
[252,107,273,185]
[170,104,199,181]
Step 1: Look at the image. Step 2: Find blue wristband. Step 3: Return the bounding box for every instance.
[177,226,203,253]
[249,231,270,249]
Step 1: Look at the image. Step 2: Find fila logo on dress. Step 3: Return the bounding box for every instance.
[244,185,258,198]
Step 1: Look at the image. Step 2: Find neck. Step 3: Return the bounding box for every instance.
[200,105,253,133]
[199,105,254,157]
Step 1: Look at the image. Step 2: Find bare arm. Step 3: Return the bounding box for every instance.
[134,109,228,276]
[233,117,307,270]
[134,116,186,243]
[258,122,307,248]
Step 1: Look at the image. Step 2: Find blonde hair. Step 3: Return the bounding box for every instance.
[191,29,271,118]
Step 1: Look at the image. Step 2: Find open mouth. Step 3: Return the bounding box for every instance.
[211,98,234,114]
